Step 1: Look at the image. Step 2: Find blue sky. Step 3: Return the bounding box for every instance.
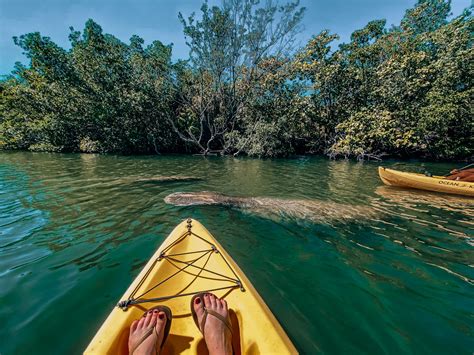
[0,0,471,75]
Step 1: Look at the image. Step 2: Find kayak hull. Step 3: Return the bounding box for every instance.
[85,219,297,354]
[378,167,474,197]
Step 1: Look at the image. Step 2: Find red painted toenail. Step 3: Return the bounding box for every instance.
[153,310,158,313]
[195,298,201,304]
[159,313,165,320]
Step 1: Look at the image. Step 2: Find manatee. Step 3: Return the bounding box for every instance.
[164,191,379,223]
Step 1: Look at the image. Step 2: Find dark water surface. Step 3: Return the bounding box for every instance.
[1,152,473,354]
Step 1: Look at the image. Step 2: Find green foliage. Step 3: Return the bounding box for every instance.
[329,110,419,159]
[175,0,305,154]
[297,0,472,160]
[401,0,451,34]
[1,0,472,160]
[1,19,177,153]
[227,58,309,157]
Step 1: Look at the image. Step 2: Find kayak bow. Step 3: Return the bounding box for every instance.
[85,218,297,354]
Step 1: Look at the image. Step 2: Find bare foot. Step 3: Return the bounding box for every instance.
[128,309,167,355]
[193,293,232,355]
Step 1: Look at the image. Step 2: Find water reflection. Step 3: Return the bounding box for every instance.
[375,186,473,217]
[373,186,473,240]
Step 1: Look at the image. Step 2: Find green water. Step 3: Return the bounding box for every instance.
[1,152,473,354]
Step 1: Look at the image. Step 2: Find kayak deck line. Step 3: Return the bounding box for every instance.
[85,218,298,354]
[118,219,244,310]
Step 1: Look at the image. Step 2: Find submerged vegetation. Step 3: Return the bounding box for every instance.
[0,0,472,160]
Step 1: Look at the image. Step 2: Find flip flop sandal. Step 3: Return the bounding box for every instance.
[190,293,233,336]
[130,305,172,354]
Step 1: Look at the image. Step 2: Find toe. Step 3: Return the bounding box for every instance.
[219,298,227,310]
[221,298,228,310]
[209,294,217,309]
[137,316,146,329]
[144,311,154,327]
[193,295,203,313]
[157,311,167,327]
[204,294,212,309]
[130,320,139,332]
[150,311,159,326]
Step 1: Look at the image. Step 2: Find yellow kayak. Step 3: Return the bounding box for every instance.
[85,218,297,354]
[378,167,474,197]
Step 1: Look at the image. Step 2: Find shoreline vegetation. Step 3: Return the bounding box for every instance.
[0,0,472,161]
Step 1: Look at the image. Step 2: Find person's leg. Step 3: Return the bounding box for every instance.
[193,293,232,355]
[459,173,474,182]
[446,171,461,180]
[128,309,168,355]
[446,171,474,182]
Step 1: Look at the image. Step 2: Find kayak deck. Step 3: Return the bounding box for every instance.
[85,219,297,354]
[378,167,474,197]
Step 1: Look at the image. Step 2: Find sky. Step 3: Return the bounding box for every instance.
[0,0,471,75]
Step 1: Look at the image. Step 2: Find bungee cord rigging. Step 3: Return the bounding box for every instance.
[118,219,244,311]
